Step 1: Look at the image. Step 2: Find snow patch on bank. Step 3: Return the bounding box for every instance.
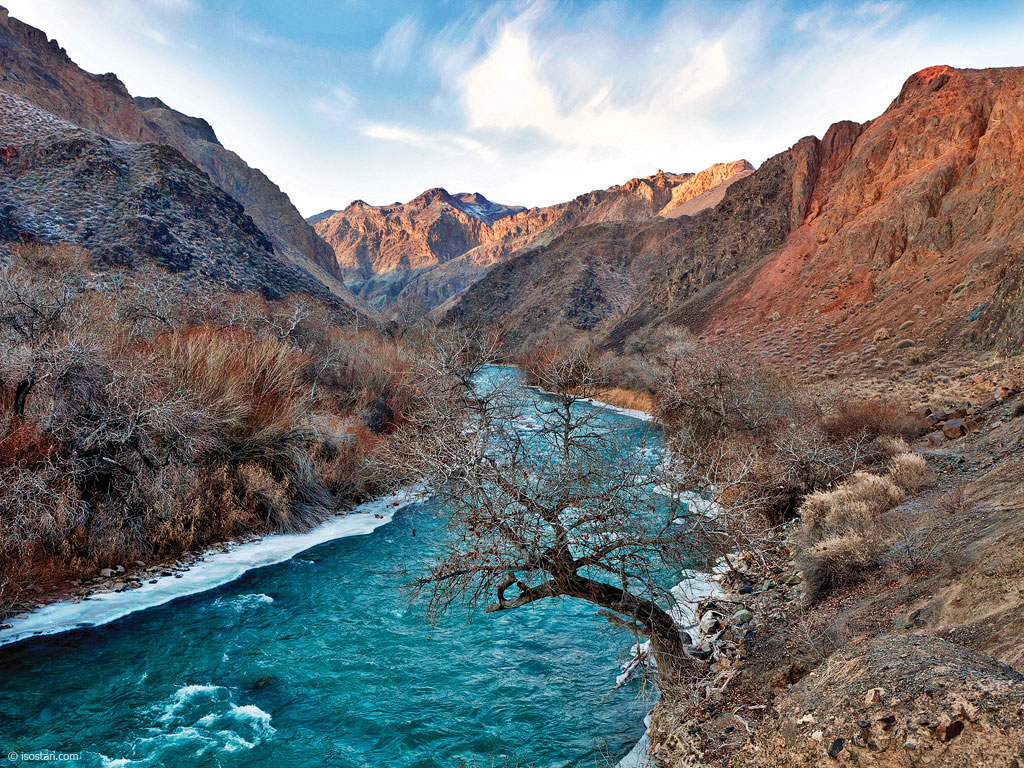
[616,718,654,768]
[0,487,421,648]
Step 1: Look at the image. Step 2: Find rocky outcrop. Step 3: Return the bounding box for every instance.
[0,6,364,312]
[744,634,1024,767]
[658,160,754,218]
[0,89,359,313]
[314,162,752,314]
[449,65,1024,364]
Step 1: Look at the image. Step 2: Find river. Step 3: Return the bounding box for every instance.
[0,367,673,767]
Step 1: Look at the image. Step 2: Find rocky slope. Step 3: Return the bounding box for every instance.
[0,6,370,313]
[0,89,356,308]
[313,161,752,314]
[448,66,1024,368]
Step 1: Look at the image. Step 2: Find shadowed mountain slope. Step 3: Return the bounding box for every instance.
[0,6,376,316]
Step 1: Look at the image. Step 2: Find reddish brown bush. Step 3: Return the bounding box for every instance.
[823,398,929,442]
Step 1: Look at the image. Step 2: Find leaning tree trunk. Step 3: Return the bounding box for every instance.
[566,574,691,685]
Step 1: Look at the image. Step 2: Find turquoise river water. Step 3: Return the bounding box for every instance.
[0,368,673,767]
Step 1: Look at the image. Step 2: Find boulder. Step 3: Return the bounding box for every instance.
[733,608,754,624]
[943,418,967,439]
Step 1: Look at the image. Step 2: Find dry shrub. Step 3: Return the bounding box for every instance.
[516,336,598,392]
[823,398,928,442]
[797,472,903,542]
[888,452,933,493]
[801,531,885,603]
[875,435,910,457]
[795,471,905,602]
[148,325,331,532]
[0,462,88,611]
[316,328,418,434]
[658,340,811,440]
[0,405,56,469]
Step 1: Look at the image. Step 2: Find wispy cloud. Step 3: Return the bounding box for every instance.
[363,123,496,162]
[373,15,421,73]
[313,85,357,123]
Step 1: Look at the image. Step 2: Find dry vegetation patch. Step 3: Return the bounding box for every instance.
[0,242,421,617]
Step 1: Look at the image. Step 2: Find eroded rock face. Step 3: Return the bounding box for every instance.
[742,634,1024,767]
[449,65,1024,362]
[0,7,352,303]
[312,162,752,314]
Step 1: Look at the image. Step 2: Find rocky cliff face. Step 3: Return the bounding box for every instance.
[0,90,358,312]
[313,162,752,314]
[449,66,1024,365]
[0,6,363,311]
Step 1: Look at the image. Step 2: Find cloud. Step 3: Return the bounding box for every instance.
[373,15,421,73]
[446,1,752,153]
[363,123,496,162]
[313,85,357,122]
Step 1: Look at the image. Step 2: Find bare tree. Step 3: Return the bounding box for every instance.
[0,244,90,418]
[389,330,701,683]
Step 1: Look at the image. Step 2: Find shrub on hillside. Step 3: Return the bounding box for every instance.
[888,452,933,494]
[794,470,911,602]
[800,531,886,604]
[823,398,929,442]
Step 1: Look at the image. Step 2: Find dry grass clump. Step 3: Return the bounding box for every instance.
[875,435,910,457]
[795,472,905,602]
[795,452,932,603]
[799,532,886,604]
[590,386,656,413]
[796,472,903,544]
[888,452,933,494]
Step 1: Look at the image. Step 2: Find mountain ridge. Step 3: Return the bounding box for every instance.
[0,5,368,312]
[313,160,753,315]
[447,65,1024,375]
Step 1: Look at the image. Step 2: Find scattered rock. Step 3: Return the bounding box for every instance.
[864,687,886,706]
[826,737,844,759]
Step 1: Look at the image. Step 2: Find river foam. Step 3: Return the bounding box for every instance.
[0,487,421,648]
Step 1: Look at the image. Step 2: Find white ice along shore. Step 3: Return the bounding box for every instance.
[0,487,422,648]
[613,562,729,768]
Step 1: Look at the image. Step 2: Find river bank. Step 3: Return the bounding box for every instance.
[0,487,421,648]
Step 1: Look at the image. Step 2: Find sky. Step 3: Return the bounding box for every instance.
[5,1,1024,216]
